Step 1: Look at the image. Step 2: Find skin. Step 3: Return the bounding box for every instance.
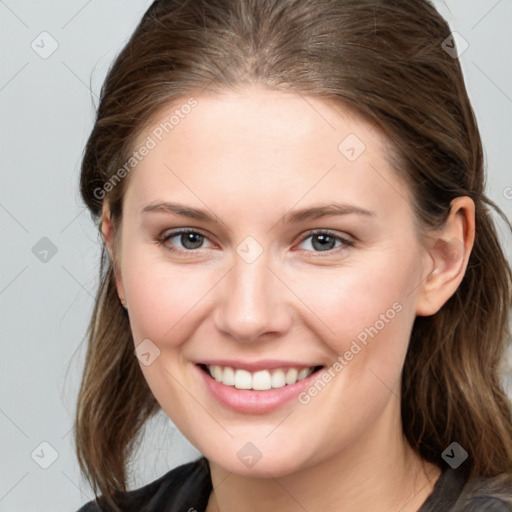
[102,86,475,512]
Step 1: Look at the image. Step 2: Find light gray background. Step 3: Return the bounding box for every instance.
[1,1,511,511]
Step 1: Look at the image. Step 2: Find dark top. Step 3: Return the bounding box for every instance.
[77,457,512,512]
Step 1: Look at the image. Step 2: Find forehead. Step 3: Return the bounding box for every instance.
[140,88,382,163]
[124,87,413,222]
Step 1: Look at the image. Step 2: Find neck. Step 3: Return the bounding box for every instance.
[205,406,441,512]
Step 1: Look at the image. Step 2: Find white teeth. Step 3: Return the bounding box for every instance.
[297,368,311,381]
[212,365,223,382]
[285,368,298,385]
[252,370,272,391]
[223,366,235,386]
[206,365,315,390]
[234,369,252,390]
[271,369,286,388]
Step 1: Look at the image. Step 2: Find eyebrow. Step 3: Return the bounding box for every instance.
[140,201,376,223]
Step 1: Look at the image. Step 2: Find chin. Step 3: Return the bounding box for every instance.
[200,438,321,479]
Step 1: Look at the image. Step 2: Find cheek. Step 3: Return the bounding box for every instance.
[120,247,217,346]
[119,217,208,339]
[287,251,417,347]
[290,251,419,404]
[293,269,415,443]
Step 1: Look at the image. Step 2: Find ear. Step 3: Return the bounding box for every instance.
[101,203,127,308]
[415,196,475,317]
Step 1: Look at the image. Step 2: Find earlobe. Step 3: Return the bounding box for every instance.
[415,197,475,317]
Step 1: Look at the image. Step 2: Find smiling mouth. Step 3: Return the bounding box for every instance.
[198,364,324,391]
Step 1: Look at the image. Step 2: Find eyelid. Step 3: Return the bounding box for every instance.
[156,227,354,256]
[294,229,354,256]
[157,228,216,251]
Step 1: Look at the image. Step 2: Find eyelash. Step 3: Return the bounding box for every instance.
[155,228,354,258]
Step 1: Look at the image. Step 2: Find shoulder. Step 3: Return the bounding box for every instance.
[452,472,512,511]
[75,456,211,512]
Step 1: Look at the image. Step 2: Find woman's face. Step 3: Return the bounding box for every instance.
[112,87,432,476]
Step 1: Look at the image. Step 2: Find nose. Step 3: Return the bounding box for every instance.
[213,251,292,343]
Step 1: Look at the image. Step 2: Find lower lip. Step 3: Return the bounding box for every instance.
[197,365,322,414]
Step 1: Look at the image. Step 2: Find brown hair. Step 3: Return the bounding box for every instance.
[75,0,512,509]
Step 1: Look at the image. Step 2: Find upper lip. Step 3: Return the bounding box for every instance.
[197,359,323,372]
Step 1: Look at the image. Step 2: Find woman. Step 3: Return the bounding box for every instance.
[75,0,512,510]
